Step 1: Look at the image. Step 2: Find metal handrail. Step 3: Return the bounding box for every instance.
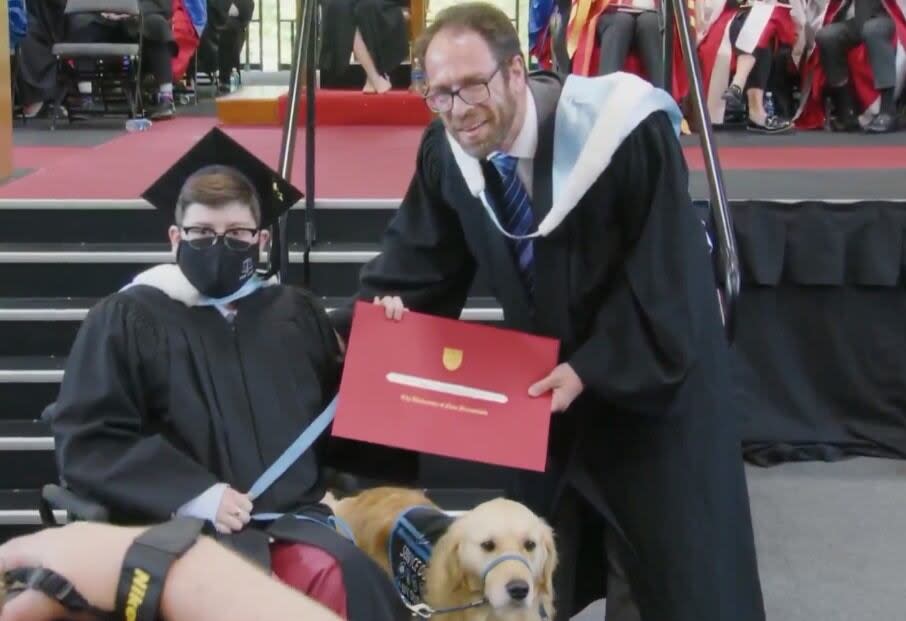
[664,0,740,338]
[274,0,319,283]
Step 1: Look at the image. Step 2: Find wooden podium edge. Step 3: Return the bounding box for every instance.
[0,12,13,181]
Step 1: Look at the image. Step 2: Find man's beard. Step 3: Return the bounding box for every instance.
[454,92,518,159]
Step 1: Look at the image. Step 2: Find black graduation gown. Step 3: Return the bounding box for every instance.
[318,0,410,83]
[331,73,766,621]
[50,283,413,621]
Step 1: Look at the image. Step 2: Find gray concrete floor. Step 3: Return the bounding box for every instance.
[572,458,906,620]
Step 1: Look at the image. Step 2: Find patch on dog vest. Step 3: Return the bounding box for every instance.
[388,506,454,606]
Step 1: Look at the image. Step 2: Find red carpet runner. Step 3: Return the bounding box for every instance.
[4,117,905,199]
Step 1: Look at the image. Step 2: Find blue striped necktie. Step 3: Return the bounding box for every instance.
[489,153,535,294]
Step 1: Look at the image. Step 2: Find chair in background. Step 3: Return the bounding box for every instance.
[50,0,145,128]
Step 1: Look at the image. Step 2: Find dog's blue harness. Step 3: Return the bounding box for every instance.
[389,505,454,610]
[387,506,549,619]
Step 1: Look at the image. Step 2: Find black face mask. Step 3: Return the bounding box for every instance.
[177,240,259,299]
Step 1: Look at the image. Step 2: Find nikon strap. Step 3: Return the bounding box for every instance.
[115,517,205,621]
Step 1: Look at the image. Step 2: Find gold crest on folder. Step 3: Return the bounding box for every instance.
[442,347,463,372]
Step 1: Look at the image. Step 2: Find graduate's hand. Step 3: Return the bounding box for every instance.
[374,296,406,321]
[528,363,584,413]
[215,487,253,534]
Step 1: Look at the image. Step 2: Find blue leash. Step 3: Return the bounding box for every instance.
[244,395,354,541]
[247,395,338,501]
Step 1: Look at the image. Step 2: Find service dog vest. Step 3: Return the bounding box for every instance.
[388,506,455,607]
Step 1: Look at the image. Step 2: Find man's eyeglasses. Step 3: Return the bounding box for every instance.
[423,65,503,113]
[182,226,259,250]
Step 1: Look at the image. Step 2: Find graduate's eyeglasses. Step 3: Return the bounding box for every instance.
[424,65,502,113]
[182,226,259,250]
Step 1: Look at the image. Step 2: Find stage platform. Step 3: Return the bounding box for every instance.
[5,115,906,201]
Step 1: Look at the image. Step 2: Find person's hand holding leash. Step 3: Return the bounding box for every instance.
[529,363,584,413]
[215,487,252,534]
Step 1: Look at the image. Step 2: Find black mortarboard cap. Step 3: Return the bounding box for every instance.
[141,127,303,228]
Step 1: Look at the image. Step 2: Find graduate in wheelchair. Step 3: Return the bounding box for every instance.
[40,127,415,621]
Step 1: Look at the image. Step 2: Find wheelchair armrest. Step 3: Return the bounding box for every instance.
[40,484,110,525]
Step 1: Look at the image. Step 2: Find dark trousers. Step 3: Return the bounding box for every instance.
[68,14,174,85]
[218,0,255,78]
[596,10,664,89]
[729,10,772,91]
[815,15,896,90]
[551,489,642,621]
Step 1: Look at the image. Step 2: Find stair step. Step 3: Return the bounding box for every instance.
[0,297,97,319]
[0,422,56,490]
[0,455,55,491]
[0,420,52,450]
[0,291,504,416]
[0,383,60,422]
[0,298,94,357]
[0,296,503,322]
[0,241,379,262]
[0,490,66,542]
[0,199,398,245]
[0,295,503,357]
[0,356,65,382]
[0,358,62,422]
[0,242,436,298]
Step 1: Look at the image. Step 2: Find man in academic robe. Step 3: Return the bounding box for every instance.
[796,0,905,132]
[48,128,413,621]
[330,3,766,620]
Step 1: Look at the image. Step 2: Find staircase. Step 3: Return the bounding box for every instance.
[0,197,507,542]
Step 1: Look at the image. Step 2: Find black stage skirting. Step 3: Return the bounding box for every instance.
[418,199,906,489]
[731,200,906,466]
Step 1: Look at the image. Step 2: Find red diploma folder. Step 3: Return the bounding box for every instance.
[331,301,560,472]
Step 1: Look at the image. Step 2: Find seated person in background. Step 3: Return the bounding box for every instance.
[171,0,207,86]
[13,0,67,119]
[565,0,692,106]
[719,0,801,132]
[814,0,900,132]
[318,0,410,93]
[67,0,179,120]
[217,0,255,92]
[594,0,664,88]
[698,0,802,131]
[8,0,27,112]
[48,128,413,621]
[197,0,256,93]
[8,0,26,49]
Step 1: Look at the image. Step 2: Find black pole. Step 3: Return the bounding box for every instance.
[662,0,674,94]
[275,0,316,283]
[303,1,317,288]
[669,0,740,336]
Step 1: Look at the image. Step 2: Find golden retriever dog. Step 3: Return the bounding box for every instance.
[328,487,557,621]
